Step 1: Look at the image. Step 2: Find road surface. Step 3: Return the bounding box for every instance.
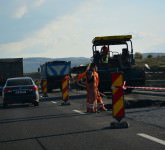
[0,89,164,150]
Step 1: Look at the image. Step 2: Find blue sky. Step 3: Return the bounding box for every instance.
[0,0,165,58]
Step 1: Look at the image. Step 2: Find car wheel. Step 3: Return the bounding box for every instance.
[33,101,39,106]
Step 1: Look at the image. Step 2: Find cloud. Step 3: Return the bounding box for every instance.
[12,5,27,19]
[33,0,46,7]
[0,14,86,58]
[1,0,141,58]
[12,0,46,19]
[2,0,165,58]
[1,0,104,58]
[134,32,155,40]
[0,39,32,53]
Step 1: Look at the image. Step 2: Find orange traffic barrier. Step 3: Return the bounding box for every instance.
[110,73,129,128]
[61,76,70,105]
[112,73,125,120]
[42,79,48,97]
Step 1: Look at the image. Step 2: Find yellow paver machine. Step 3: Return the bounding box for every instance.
[92,35,145,93]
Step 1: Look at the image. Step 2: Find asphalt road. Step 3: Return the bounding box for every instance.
[0,89,164,150]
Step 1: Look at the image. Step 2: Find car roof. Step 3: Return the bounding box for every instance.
[7,77,33,81]
[92,35,132,46]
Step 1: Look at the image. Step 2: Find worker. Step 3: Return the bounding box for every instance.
[91,64,107,111]
[94,69,107,111]
[75,63,106,112]
[100,45,109,63]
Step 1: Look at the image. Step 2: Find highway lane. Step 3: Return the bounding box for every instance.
[0,90,164,150]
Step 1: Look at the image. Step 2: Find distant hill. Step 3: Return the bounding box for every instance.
[22,53,165,73]
[23,57,91,73]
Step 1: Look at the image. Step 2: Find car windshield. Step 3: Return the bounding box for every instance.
[6,79,33,86]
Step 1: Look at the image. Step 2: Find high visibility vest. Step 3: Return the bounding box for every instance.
[101,55,109,63]
[76,71,98,87]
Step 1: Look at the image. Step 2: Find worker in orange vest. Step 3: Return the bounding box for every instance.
[100,45,110,63]
[75,63,106,112]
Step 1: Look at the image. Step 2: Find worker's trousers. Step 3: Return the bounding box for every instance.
[86,83,97,112]
[97,89,106,110]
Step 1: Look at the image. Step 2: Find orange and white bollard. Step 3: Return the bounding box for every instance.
[110,73,129,128]
[61,76,70,105]
[42,79,48,97]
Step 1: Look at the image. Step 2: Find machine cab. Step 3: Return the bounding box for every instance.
[92,35,134,69]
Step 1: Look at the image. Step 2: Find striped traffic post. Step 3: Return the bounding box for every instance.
[42,79,48,97]
[110,73,129,128]
[35,80,40,87]
[61,76,70,105]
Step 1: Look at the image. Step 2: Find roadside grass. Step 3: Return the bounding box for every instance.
[135,56,165,68]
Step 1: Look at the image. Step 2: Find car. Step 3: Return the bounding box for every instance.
[0,86,3,96]
[2,77,39,108]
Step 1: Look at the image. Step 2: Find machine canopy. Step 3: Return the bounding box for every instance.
[92,35,132,46]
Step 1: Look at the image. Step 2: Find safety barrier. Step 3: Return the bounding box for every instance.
[110,73,129,128]
[146,80,165,87]
[61,76,70,105]
[123,81,165,91]
[42,79,48,97]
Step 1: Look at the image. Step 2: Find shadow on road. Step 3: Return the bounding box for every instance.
[104,100,165,111]
[40,94,86,102]
[0,113,87,125]
[0,126,111,144]
[0,104,33,110]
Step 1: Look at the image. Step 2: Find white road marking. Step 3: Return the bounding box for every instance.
[73,110,86,115]
[51,101,57,104]
[137,133,165,146]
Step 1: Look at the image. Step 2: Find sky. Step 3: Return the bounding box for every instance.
[0,0,165,58]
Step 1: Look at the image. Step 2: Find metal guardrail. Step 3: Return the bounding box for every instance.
[146,80,165,81]
[145,80,165,87]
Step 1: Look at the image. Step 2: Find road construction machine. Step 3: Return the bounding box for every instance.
[92,35,145,93]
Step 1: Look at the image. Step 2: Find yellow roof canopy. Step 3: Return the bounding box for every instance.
[92,35,132,46]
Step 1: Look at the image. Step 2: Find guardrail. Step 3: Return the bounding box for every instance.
[145,80,165,87]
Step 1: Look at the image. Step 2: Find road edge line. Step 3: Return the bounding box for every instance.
[73,110,86,115]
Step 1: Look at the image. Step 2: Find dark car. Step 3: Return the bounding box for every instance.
[2,77,39,107]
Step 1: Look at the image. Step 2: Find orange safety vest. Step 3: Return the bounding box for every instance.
[76,71,99,87]
[93,71,99,87]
